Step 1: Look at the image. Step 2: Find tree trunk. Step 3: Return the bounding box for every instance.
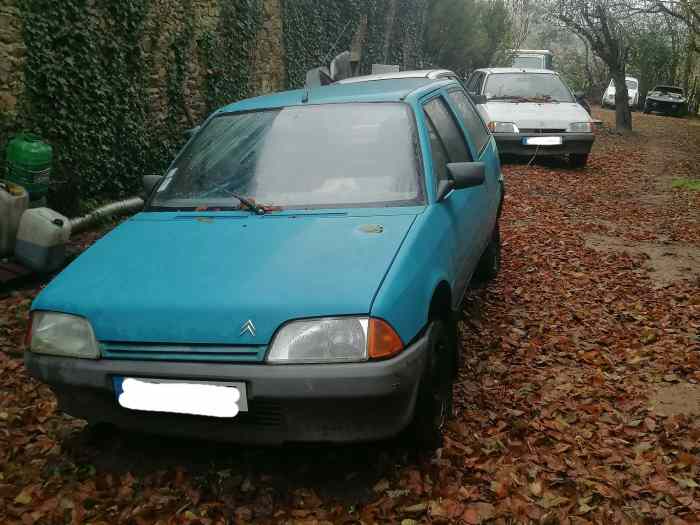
[382,0,399,64]
[682,36,695,93]
[611,69,632,133]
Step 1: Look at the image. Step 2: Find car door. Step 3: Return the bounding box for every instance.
[422,93,489,304]
[446,87,502,241]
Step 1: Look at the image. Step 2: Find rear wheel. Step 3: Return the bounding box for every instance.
[569,153,589,168]
[409,320,455,450]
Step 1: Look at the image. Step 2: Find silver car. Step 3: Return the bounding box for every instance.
[466,68,595,167]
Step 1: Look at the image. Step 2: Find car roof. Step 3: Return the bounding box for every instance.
[473,67,558,75]
[512,49,553,56]
[336,69,458,84]
[653,85,683,90]
[217,76,453,113]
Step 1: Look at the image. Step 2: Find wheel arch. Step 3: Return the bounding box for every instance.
[427,280,459,378]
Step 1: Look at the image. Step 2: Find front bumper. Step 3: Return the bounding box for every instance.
[24,328,431,444]
[494,132,594,157]
[645,100,686,115]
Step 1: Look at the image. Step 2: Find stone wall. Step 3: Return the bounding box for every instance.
[0,0,26,154]
[249,0,285,95]
[1,0,427,207]
[0,0,281,161]
[142,0,225,129]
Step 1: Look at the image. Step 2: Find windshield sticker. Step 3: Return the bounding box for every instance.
[157,168,177,192]
[358,224,384,234]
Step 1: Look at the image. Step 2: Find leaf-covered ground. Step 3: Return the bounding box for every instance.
[1,110,699,524]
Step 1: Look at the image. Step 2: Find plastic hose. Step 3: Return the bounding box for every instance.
[69,197,144,235]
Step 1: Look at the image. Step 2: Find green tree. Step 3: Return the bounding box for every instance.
[423,0,512,76]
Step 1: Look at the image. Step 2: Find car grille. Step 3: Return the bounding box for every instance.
[519,128,566,134]
[100,342,266,362]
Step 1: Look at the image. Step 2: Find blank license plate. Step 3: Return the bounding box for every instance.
[523,136,563,146]
[114,377,247,417]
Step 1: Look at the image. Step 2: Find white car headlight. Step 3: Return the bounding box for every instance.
[267,317,403,364]
[487,121,519,134]
[567,122,592,133]
[29,311,99,359]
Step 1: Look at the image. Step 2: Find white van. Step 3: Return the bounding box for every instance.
[510,50,554,70]
[601,77,639,109]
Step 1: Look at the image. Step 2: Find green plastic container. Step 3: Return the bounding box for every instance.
[6,133,52,201]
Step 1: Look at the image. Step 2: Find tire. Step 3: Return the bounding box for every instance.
[569,153,589,168]
[409,320,455,450]
[473,224,501,283]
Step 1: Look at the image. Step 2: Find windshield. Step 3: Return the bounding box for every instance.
[150,103,423,210]
[485,73,574,102]
[653,86,684,96]
[512,56,543,69]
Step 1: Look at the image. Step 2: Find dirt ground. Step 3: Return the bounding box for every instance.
[1,109,699,524]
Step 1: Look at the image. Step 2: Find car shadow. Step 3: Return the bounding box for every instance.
[499,154,571,169]
[60,423,423,505]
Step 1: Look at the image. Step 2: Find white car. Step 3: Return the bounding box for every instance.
[465,68,595,167]
[601,77,639,109]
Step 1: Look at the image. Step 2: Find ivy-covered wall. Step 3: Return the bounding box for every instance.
[282,0,427,89]
[1,0,427,214]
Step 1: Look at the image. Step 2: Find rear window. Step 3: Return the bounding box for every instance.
[512,56,543,69]
[151,103,424,210]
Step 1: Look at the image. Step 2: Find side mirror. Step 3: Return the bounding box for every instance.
[470,93,487,105]
[142,174,163,198]
[330,51,352,81]
[437,162,485,201]
[574,91,585,100]
[449,162,485,189]
[305,66,333,87]
[184,125,200,139]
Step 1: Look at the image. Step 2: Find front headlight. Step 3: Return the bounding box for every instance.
[567,122,592,133]
[29,311,99,359]
[267,317,403,364]
[487,121,519,134]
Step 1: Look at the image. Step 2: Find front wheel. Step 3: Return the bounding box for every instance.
[409,320,455,450]
[569,153,589,168]
[473,225,501,283]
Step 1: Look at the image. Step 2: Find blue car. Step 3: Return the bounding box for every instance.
[25,71,504,447]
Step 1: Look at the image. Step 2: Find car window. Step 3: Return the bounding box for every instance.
[466,73,477,92]
[512,56,543,69]
[448,90,490,156]
[473,73,484,94]
[424,117,450,187]
[150,103,424,210]
[423,97,472,164]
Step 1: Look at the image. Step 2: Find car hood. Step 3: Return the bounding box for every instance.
[480,102,591,129]
[33,210,419,345]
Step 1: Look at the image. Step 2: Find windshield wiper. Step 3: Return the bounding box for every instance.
[528,95,559,103]
[215,187,265,214]
[488,95,530,102]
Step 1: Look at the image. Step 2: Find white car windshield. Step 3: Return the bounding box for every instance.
[150,103,424,210]
[485,73,574,103]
